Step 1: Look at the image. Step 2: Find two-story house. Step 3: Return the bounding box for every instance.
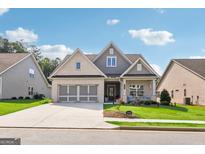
[49,42,159,103]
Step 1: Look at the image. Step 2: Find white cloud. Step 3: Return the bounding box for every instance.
[189,56,205,59]
[106,19,120,26]
[151,64,162,75]
[128,28,175,45]
[154,8,166,14]
[39,44,73,59]
[4,27,38,43]
[0,8,9,16]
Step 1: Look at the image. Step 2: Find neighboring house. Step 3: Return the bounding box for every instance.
[157,59,205,105]
[49,42,159,103]
[0,53,51,99]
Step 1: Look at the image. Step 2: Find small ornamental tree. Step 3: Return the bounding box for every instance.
[160,89,171,105]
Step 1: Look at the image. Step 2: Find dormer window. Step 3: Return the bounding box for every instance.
[109,48,114,55]
[137,64,142,71]
[106,56,117,67]
[76,62,81,70]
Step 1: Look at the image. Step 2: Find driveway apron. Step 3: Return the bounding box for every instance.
[0,103,116,128]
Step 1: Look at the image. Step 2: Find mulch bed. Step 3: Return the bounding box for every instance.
[103,111,138,119]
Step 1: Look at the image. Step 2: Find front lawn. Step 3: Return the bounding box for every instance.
[107,121,205,128]
[104,104,205,121]
[0,98,52,116]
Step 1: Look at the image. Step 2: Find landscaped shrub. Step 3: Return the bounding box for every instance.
[33,94,45,99]
[18,96,24,99]
[25,96,30,99]
[160,101,170,106]
[139,100,159,105]
[11,97,17,100]
[160,89,171,105]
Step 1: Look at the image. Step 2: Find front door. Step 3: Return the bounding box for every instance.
[107,85,116,102]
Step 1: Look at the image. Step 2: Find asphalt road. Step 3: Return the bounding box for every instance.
[0,128,205,145]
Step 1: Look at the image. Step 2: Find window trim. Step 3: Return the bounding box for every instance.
[106,56,117,67]
[137,63,142,71]
[29,68,35,78]
[75,62,81,70]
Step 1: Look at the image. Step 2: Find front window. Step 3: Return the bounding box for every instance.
[129,84,144,97]
[106,56,117,67]
[76,62,81,70]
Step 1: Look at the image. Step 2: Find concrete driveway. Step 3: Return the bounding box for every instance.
[0,103,115,128]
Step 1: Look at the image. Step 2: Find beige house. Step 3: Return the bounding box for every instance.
[0,53,51,99]
[49,42,159,103]
[157,59,205,105]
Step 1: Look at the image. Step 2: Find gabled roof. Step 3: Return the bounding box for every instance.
[92,42,132,64]
[0,53,31,74]
[0,53,50,87]
[120,57,160,77]
[157,59,205,89]
[174,59,205,79]
[49,49,107,78]
[49,43,158,78]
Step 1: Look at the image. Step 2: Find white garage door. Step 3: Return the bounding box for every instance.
[58,85,98,102]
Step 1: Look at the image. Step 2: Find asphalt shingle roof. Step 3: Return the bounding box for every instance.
[174,59,205,78]
[0,53,30,74]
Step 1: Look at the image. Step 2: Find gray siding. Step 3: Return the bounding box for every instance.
[1,56,50,99]
[94,45,131,75]
[127,60,152,75]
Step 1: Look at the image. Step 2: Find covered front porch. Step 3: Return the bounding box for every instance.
[104,77,157,103]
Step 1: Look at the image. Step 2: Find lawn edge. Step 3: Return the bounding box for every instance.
[118,126,205,132]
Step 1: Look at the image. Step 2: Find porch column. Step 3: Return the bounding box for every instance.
[152,79,156,97]
[123,79,127,103]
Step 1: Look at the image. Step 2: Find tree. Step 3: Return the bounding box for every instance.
[28,45,42,61]
[11,41,27,53]
[39,57,61,83]
[0,37,27,53]
[160,89,171,105]
[0,37,13,53]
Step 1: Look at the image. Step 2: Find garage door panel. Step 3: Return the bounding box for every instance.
[80,85,88,95]
[58,84,99,102]
[69,86,77,95]
[79,97,88,101]
[69,97,77,102]
[89,85,97,95]
[89,97,97,102]
[59,85,67,95]
[59,97,67,102]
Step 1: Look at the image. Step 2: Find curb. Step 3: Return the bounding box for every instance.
[0,126,120,130]
[119,126,205,132]
[1,126,205,132]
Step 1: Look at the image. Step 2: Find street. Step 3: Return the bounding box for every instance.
[0,128,205,145]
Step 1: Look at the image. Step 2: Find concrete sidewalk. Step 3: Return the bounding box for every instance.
[104,117,205,124]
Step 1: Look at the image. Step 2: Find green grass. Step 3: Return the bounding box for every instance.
[107,121,205,128]
[0,98,52,116]
[104,104,205,121]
